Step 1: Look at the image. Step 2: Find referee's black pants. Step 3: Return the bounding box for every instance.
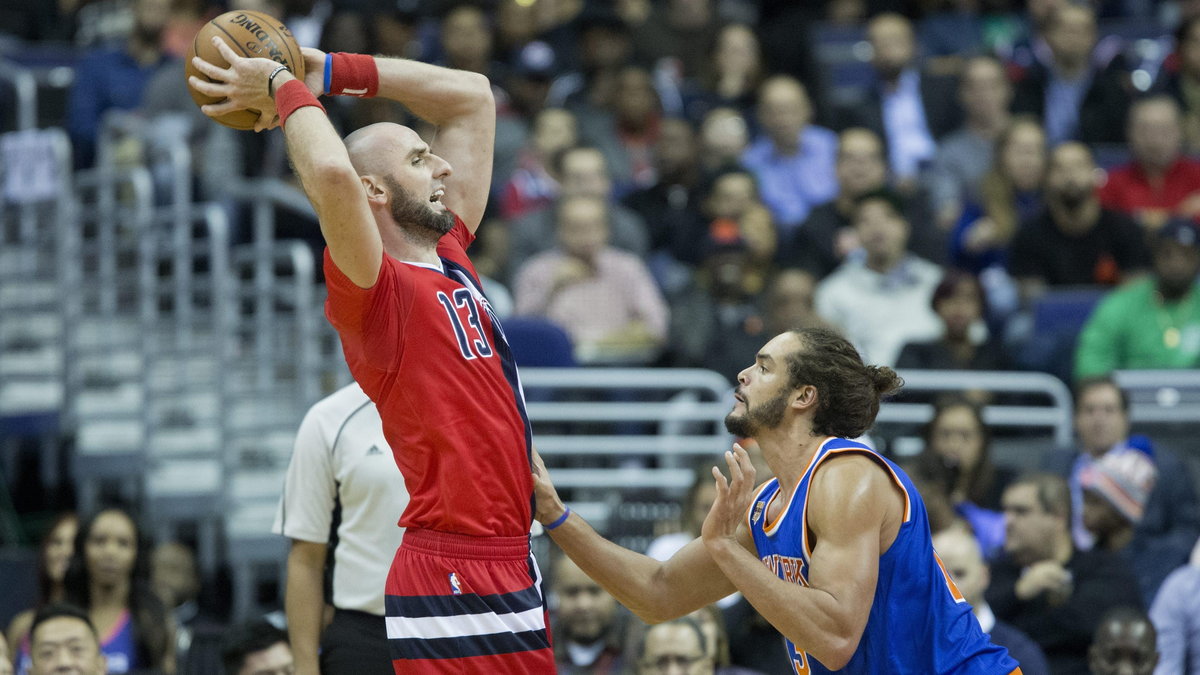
[321,609,392,675]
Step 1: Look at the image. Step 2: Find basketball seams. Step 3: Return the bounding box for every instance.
[186,9,302,130]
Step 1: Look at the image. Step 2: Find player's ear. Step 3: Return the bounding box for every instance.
[793,385,817,409]
[361,175,386,203]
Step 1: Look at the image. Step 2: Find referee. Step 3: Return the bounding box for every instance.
[273,383,408,674]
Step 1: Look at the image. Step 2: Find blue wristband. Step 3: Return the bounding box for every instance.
[545,507,571,531]
[323,53,332,95]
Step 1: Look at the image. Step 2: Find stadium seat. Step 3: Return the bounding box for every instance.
[503,317,577,368]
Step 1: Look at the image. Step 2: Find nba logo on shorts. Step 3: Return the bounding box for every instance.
[449,572,463,595]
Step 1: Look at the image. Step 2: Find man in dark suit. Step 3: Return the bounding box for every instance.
[840,12,960,188]
[1010,3,1131,145]
[987,473,1143,675]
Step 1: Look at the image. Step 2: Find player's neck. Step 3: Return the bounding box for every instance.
[757,426,825,493]
[382,222,440,266]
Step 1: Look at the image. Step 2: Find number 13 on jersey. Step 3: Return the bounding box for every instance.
[437,288,493,360]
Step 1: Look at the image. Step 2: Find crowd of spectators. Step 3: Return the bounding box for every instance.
[6,0,1200,673]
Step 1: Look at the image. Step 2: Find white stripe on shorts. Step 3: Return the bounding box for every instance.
[385,605,546,641]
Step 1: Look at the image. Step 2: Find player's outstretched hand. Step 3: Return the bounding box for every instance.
[189,36,282,129]
[701,443,756,549]
[530,448,568,528]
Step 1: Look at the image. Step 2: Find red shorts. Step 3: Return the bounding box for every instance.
[384,529,555,674]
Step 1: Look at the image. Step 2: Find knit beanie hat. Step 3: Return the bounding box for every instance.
[1080,448,1158,524]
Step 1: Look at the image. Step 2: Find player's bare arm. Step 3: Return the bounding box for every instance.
[531,449,738,622]
[190,39,382,288]
[704,451,903,671]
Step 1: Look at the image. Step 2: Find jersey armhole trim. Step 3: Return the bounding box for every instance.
[800,447,912,560]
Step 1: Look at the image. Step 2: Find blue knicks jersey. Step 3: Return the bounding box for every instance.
[747,437,1018,674]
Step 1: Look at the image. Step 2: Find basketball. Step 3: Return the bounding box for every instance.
[185,10,305,130]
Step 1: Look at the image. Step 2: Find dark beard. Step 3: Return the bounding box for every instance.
[725,389,790,438]
[1054,186,1091,212]
[385,176,455,240]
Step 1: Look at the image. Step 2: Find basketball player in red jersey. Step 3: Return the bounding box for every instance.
[189,40,554,673]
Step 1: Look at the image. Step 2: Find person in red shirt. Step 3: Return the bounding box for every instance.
[1099,95,1200,231]
[189,41,554,674]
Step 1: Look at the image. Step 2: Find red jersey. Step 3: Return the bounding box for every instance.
[324,217,533,537]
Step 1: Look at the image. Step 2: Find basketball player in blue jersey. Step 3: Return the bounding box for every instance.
[533,327,1022,674]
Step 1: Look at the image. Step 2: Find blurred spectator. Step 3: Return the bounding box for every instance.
[633,618,714,675]
[844,13,961,185]
[494,0,543,60]
[608,65,664,191]
[931,528,1052,675]
[760,268,828,338]
[499,108,578,220]
[987,473,1143,675]
[785,128,884,279]
[950,117,1046,273]
[0,631,10,675]
[514,195,668,365]
[551,555,626,674]
[897,270,1008,373]
[740,75,839,238]
[1011,3,1131,145]
[28,604,107,675]
[1148,542,1200,675]
[721,596,792,674]
[696,168,777,271]
[494,41,563,192]
[1044,378,1200,603]
[220,620,293,675]
[815,189,943,367]
[665,237,767,381]
[631,0,720,82]
[1088,607,1159,675]
[697,108,750,174]
[64,507,175,674]
[1099,96,1200,232]
[643,462,716,565]
[149,542,204,672]
[927,56,1014,232]
[1008,142,1149,303]
[621,117,707,266]
[6,513,77,674]
[508,145,649,277]
[1157,15,1200,154]
[684,604,765,675]
[678,23,764,125]
[547,5,633,118]
[437,2,496,76]
[67,0,173,168]
[1075,219,1200,377]
[504,40,561,120]
[1080,447,1162,604]
[911,397,1012,557]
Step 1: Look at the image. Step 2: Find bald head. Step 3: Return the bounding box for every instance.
[932,528,989,606]
[344,123,422,177]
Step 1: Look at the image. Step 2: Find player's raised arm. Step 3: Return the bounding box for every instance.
[530,450,739,622]
[189,39,382,288]
[321,50,496,232]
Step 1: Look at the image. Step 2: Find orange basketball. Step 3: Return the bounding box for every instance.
[184,10,305,130]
